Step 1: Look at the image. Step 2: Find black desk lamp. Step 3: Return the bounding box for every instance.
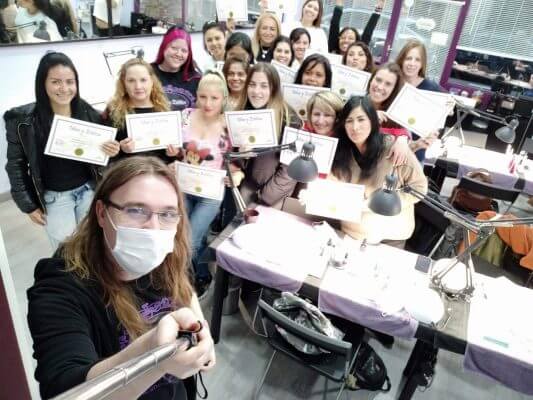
[7,20,50,41]
[224,141,318,216]
[369,173,533,299]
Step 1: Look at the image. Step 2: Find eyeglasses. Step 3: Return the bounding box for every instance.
[105,200,181,227]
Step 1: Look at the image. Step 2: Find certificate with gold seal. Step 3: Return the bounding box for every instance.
[305,179,365,222]
[225,109,278,147]
[216,0,248,21]
[331,64,370,100]
[44,115,117,166]
[385,84,449,138]
[126,111,182,153]
[281,83,329,121]
[271,60,296,84]
[175,162,227,201]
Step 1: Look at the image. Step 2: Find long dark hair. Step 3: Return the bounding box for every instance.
[294,54,332,88]
[267,35,294,66]
[369,62,403,111]
[332,96,384,181]
[34,52,80,138]
[333,27,360,54]
[225,32,255,64]
[343,41,374,72]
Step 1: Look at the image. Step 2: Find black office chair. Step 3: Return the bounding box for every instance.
[450,175,521,215]
[254,299,360,400]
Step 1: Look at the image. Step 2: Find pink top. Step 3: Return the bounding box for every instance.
[181,108,231,170]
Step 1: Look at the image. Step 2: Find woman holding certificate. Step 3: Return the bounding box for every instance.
[238,63,303,206]
[4,52,119,249]
[104,58,172,161]
[167,71,234,297]
[222,56,250,110]
[330,96,427,246]
[27,156,215,399]
[294,54,332,88]
[152,26,201,111]
[251,12,281,62]
[395,40,442,161]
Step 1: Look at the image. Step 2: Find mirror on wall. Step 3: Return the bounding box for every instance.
[0,0,186,45]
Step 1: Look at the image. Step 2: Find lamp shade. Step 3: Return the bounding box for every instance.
[287,142,318,183]
[368,174,401,216]
[33,21,51,41]
[495,118,518,144]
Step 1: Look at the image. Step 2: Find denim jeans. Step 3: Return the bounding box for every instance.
[185,193,222,280]
[43,182,94,250]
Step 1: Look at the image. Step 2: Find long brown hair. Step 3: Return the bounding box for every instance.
[62,157,192,339]
[237,62,290,138]
[107,58,170,129]
[395,39,428,78]
[301,0,323,28]
[369,62,404,111]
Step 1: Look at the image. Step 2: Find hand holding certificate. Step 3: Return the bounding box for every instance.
[280,127,338,175]
[216,0,247,21]
[126,111,182,153]
[281,83,329,120]
[331,64,370,100]
[305,180,365,222]
[175,162,227,201]
[271,60,297,84]
[44,115,117,166]
[386,84,450,138]
[419,89,455,129]
[225,109,278,147]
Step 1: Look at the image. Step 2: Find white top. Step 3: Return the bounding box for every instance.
[14,7,62,43]
[282,21,328,53]
[93,0,121,26]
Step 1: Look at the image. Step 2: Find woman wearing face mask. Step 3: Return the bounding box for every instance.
[14,0,63,42]
[267,35,294,67]
[294,53,332,88]
[289,28,311,70]
[251,12,281,62]
[4,52,119,249]
[330,96,427,247]
[282,0,327,53]
[396,39,443,161]
[328,0,383,55]
[152,26,201,111]
[104,58,171,161]
[343,41,375,73]
[166,71,238,298]
[222,56,249,110]
[27,156,216,399]
[367,62,411,166]
[238,63,303,207]
[201,21,226,72]
[224,31,255,65]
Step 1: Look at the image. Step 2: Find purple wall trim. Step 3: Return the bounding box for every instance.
[381,0,404,63]
[440,0,471,86]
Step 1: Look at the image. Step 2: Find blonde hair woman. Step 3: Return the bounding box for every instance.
[304,91,344,136]
[251,12,281,62]
[167,70,236,297]
[105,58,170,160]
[27,156,215,399]
[237,62,303,207]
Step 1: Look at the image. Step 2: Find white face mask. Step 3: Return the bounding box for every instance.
[105,210,176,279]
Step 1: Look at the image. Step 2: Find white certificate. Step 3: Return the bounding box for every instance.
[281,83,329,120]
[304,49,343,66]
[126,111,182,153]
[386,84,449,138]
[225,109,278,147]
[265,0,285,21]
[280,127,338,175]
[215,0,247,21]
[419,89,455,129]
[44,115,117,166]
[175,162,227,201]
[331,64,371,100]
[305,180,365,222]
[271,60,296,84]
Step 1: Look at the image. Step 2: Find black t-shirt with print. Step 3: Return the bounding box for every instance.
[152,63,200,111]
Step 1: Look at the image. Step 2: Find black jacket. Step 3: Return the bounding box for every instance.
[4,101,102,214]
[328,6,380,53]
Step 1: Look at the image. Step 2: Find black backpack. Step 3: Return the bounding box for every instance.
[349,342,392,392]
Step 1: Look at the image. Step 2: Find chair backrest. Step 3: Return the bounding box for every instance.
[457,175,521,203]
[257,299,352,358]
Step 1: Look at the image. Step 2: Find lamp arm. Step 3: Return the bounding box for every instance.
[224,142,296,160]
[224,158,246,214]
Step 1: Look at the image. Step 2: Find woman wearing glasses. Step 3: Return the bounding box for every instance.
[27,156,216,399]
